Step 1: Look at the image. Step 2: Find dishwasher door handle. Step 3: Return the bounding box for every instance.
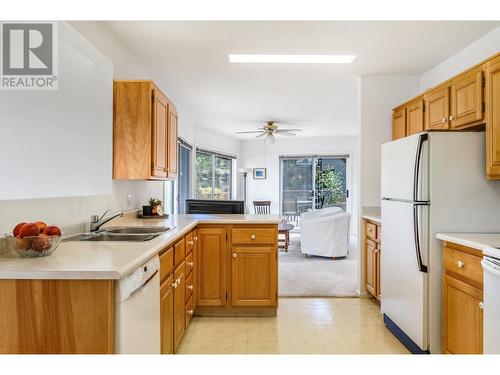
[130,270,159,297]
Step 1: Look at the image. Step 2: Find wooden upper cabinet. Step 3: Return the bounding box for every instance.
[392,107,406,140]
[485,55,500,179]
[167,105,178,179]
[450,68,484,129]
[113,80,178,180]
[407,98,425,136]
[152,87,168,178]
[425,85,450,130]
[197,227,227,307]
[231,246,277,307]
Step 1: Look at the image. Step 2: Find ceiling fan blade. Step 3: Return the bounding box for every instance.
[236,131,266,134]
[256,133,266,138]
[277,132,296,137]
[276,128,303,132]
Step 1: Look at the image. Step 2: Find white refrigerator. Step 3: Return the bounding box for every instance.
[381,131,500,354]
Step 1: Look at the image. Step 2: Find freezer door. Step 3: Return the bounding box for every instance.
[381,133,428,202]
[381,199,428,350]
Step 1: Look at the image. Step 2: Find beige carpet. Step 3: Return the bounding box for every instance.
[278,230,358,297]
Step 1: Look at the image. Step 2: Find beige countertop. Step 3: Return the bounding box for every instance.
[0,214,282,280]
[361,206,381,224]
[436,233,500,254]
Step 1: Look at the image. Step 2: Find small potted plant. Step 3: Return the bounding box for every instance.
[143,198,163,216]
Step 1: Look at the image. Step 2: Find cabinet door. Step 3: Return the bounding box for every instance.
[152,88,168,178]
[173,261,186,352]
[407,99,424,136]
[167,105,178,178]
[192,230,198,310]
[442,274,483,354]
[425,86,450,130]
[231,246,277,307]
[365,240,376,296]
[375,246,381,300]
[485,56,500,179]
[392,107,406,140]
[197,228,227,307]
[450,69,483,129]
[160,275,174,354]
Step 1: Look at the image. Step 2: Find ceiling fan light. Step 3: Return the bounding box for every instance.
[266,134,276,144]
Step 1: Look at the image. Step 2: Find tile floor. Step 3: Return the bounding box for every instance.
[177,298,409,354]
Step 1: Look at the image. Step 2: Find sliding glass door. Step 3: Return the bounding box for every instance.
[280,155,349,217]
[177,139,192,214]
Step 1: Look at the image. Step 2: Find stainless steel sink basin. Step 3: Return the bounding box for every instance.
[105,226,172,234]
[64,226,174,242]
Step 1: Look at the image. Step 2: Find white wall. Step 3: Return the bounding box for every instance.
[420,26,500,91]
[0,22,165,235]
[240,136,359,234]
[359,75,420,209]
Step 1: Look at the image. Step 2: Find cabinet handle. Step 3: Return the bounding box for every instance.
[177,277,182,284]
[172,281,177,289]
[457,260,465,268]
[441,118,447,123]
[187,261,194,267]
[187,309,194,315]
[194,236,198,241]
[250,234,256,240]
[188,240,194,246]
[479,302,484,310]
[187,284,193,290]
[449,115,454,121]
[233,253,237,258]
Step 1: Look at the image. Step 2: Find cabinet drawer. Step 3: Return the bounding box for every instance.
[185,251,194,276]
[231,228,276,245]
[159,247,173,282]
[174,238,186,268]
[365,222,377,240]
[443,246,483,285]
[185,271,193,303]
[185,232,194,253]
[185,295,194,328]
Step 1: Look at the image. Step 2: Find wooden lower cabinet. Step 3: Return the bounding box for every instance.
[231,246,277,307]
[160,275,174,354]
[173,261,186,352]
[441,242,484,354]
[364,219,381,301]
[197,227,227,307]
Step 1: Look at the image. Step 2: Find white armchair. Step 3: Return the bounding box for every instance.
[300,208,350,259]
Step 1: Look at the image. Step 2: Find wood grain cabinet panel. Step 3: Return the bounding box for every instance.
[197,227,227,307]
[0,279,114,354]
[407,98,425,136]
[167,105,178,179]
[485,56,500,179]
[365,239,377,297]
[152,87,168,178]
[231,246,277,307]
[231,227,276,245]
[425,85,450,130]
[392,107,406,140]
[173,261,186,352]
[160,275,174,354]
[174,238,186,268]
[442,274,483,354]
[450,69,484,129]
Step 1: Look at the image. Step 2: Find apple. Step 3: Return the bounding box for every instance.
[31,234,52,252]
[15,236,31,251]
[19,223,40,238]
[35,221,47,233]
[43,226,61,237]
[13,222,27,237]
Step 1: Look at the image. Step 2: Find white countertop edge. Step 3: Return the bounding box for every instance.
[0,216,281,280]
[436,233,500,253]
[361,214,381,224]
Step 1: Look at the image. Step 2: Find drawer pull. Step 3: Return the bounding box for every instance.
[187,284,193,290]
[177,277,182,284]
[172,281,177,289]
[250,234,256,240]
[457,260,465,268]
[187,240,194,246]
[187,309,194,315]
[233,253,237,258]
[479,302,484,310]
[194,236,198,241]
[187,261,194,267]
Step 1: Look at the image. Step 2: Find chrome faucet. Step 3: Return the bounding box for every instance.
[90,210,124,232]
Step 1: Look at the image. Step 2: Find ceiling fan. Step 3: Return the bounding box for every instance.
[236,121,302,144]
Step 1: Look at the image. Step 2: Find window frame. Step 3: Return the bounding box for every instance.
[195,148,235,200]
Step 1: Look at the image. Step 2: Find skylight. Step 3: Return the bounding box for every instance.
[228,54,356,64]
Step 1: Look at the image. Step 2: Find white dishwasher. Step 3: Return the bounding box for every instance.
[115,255,160,354]
[481,246,500,354]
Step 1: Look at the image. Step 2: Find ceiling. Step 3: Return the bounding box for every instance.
[105,21,499,138]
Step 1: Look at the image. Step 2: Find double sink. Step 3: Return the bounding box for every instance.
[65,226,173,242]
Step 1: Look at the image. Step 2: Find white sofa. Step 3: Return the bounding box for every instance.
[300,207,351,258]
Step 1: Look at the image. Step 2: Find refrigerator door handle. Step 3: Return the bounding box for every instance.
[413,202,429,273]
[413,133,429,203]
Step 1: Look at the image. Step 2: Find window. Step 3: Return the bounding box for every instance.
[178,139,192,213]
[196,149,234,200]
